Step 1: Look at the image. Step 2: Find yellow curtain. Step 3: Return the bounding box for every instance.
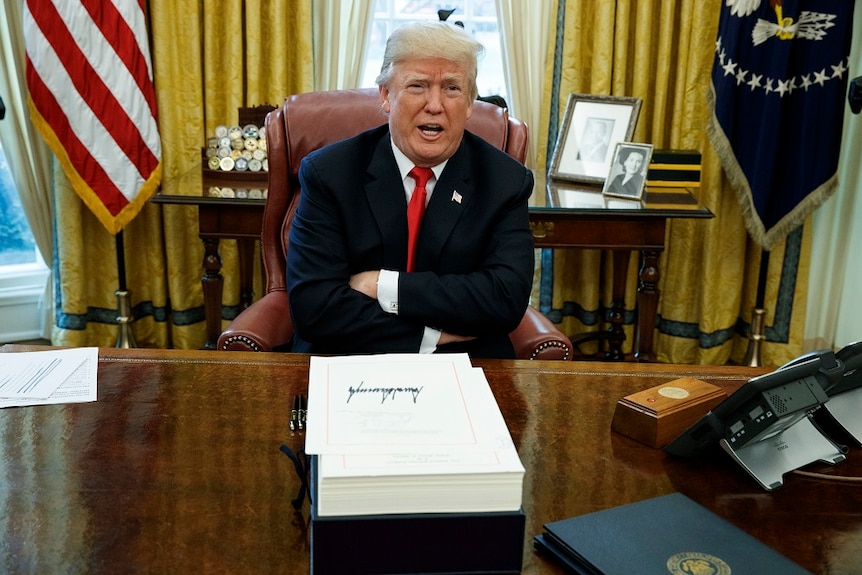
[52,0,313,349]
[536,0,810,366]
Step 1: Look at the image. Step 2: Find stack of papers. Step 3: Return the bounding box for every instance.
[0,347,98,408]
[305,354,525,517]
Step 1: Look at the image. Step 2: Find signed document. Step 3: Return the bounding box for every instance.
[307,353,498,455]
[305,354,525,516]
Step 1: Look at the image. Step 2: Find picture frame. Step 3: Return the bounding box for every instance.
[601,142,654,201]
[548,93,642,185]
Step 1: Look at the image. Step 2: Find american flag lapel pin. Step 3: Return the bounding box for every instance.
[451,190,462,204]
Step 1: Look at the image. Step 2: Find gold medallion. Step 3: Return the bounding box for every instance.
[667,552,731,575]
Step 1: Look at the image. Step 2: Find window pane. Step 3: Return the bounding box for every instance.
[361,0,507,101]
[0,140,38,266]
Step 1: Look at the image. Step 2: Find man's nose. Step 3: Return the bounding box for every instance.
[424,86,445,113]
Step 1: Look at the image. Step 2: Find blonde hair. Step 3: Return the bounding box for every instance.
[375,21,484,101]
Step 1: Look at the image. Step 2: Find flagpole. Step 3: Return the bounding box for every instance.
[114,230,137,348]
[743,250,769,367]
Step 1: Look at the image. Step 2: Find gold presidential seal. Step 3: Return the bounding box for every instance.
[667,552,731,575]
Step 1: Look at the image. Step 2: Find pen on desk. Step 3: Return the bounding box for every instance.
[298,394,307,431]
[289,394,299,432]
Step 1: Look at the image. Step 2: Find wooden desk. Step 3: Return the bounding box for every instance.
[530,183,713,361]
[2,346,859,574]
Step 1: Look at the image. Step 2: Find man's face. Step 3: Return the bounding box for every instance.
[379,57,473,167]
[623,152,644,174]
[586,122,606,143]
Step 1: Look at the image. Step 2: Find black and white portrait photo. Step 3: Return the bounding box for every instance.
[602,143,653,200]
[576,117,614,163]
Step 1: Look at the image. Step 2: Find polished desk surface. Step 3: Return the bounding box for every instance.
[532,178,712,217]
[2,346,860,574]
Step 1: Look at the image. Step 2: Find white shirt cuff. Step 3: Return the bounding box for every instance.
[376,269,441,353]
[420,327,442,354]
[376,269,399,314]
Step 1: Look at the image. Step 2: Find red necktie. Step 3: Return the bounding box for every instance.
[406,167,433,272]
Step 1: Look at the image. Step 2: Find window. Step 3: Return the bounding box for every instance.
[0,138,48,343]
[0,139,38,267]
[361,0,507,101]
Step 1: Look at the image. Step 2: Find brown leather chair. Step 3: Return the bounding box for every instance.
[217,88,571,360]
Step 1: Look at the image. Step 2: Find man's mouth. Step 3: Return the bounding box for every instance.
[418,124,443,135]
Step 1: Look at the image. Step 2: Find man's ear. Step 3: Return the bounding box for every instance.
[379,86,390,113]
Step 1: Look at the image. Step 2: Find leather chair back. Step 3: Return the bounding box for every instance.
[219,88,570,360]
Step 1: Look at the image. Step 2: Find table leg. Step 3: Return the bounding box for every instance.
[237,238,256,309]
[634,249,661,362]
[605,250,630,361]
[201,238,223,350]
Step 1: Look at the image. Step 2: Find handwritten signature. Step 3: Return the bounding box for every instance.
[346,381,424,404]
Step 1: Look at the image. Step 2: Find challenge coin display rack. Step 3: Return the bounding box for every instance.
[202,105,275,200]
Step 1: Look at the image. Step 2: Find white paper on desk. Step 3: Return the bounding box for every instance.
[306,354,503,455]
[0,347,97,408]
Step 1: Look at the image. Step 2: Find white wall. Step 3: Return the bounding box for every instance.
[0,265,49,343]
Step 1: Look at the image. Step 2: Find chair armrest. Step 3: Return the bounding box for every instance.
[217,291,294,352]
[509,306,572,361]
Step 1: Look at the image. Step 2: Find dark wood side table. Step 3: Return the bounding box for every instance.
[530,181,713,362]
[151,166,266,349]
[153,175,712,356]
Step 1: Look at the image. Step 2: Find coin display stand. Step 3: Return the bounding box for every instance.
[202,105,275,199]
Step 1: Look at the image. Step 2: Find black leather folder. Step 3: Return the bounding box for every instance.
[534,492,811,575]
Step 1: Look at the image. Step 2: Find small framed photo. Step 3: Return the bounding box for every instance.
[601,142,653,201]
[548,93,642,185]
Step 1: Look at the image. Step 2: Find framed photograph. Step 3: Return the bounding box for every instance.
[601,142,654,201]
[548,93,642,185]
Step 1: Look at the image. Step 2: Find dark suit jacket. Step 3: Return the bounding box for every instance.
[286,124,535,358]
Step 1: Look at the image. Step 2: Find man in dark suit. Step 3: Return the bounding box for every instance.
[286,21,534,359]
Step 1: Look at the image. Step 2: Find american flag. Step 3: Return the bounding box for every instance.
[24,0,162,234]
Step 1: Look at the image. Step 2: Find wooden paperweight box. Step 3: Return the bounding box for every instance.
[611,376,726,448]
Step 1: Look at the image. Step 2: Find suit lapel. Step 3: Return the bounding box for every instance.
[421,142,473,267]
[365,135,409,268]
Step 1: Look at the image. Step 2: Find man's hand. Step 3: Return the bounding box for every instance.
[438,331,477,345]
[349,270,380,299]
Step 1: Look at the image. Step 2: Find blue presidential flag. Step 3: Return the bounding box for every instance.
[707,0,855,249]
